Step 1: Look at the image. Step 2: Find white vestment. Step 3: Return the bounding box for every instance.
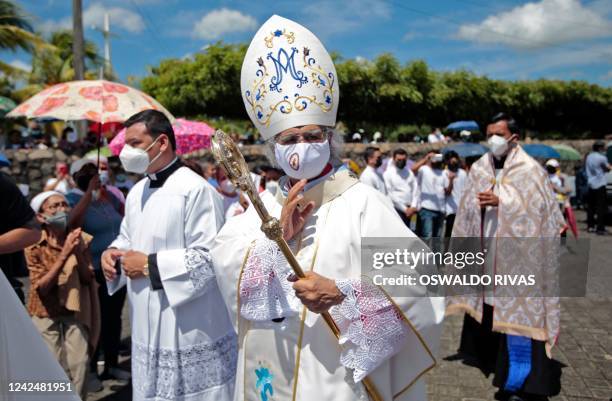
[360,165,388,195]
[107,164,236,401]
[444,168,467,216]
[383,164,420,211]
[212,168,444,401]
[0,271,80,401]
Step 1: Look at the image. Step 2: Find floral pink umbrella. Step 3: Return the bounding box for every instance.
[110,118,214,156]
[7,80,174,123]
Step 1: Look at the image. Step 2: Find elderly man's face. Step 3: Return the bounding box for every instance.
[275,125,328,145]
[40,195,70,216]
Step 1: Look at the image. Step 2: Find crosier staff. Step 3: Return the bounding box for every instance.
[211,129,382,401]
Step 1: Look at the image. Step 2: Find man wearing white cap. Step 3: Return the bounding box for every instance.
[545,159,571,210]
[26,191,99,400]
[211,15,443,401]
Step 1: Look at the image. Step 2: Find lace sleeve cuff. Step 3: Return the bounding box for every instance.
[331,278,410,382]
[239,238,301,321]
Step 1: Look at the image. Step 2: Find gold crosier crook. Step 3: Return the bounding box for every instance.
[211,130,383,401]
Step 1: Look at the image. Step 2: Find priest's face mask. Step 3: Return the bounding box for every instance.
[121,122,170,174]
[486,120,519,159]
[273,125,331,180]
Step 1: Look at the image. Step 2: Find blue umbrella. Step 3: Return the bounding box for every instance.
[443,142,489,158]
[446,120,480,131]
[522,144,560,159]
[0,153,10,167]
[34,117,60,123]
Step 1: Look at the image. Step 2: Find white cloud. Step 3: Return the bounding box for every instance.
[402,32,418,42]
[470,43,612,79]
[39,2,145,35]
[84,3,144,33]
[193,8,257,40]
[38,18,70,34]
[601,70,612,81]
[8,59,32,73]
[303,0,391,36]
[457,0,612,49]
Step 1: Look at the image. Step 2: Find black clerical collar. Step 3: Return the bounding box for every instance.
[493,155,506,170]
[147,157,182,188]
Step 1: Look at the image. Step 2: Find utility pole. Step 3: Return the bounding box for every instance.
[72,0,85,80]
[95,12,113,79]
[72,0,87,138]
[104,13,111,78]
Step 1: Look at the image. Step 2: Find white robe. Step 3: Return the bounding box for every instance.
[212,168,444,401]
[0,271,80,401]
[360,165,388,195]
[107,166,236,401]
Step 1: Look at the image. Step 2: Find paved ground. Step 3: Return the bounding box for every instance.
[86,210,612,401]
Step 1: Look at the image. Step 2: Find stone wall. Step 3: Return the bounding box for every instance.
[1,139,597,196]
[2,148,81,196]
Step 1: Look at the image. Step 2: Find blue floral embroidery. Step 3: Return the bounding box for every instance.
[255,367,274,401]
[274,29,283,37]
[267,47,307,92]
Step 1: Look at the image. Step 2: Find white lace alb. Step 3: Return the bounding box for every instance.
[239,238,301,321]
[184,247,215,292]
[132,332,237,399]
[240,240,409,383]
[331,278,410,382]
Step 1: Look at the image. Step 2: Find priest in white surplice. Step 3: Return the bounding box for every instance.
[101,110,236,401]
[211,15,444,401]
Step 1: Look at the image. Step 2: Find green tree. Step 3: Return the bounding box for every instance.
[141,42,246,119]
[0,0,49,76]
[14,30,102,100]
[139,43,612,138]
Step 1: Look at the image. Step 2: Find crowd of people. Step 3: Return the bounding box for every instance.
[2,120,111,156]
[1,14,611,401]
[359,132,610,244]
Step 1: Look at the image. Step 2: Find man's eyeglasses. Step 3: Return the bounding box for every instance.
[275,129,328,146]
[45,201,69,212]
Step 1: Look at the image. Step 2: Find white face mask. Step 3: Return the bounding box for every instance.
[274,141,330,180]
[487,135,509,158]
[265,180,279,195]
[119,137,161,174]
[67,131,78,143]
[220,178,236,194]
[99,170,110,186]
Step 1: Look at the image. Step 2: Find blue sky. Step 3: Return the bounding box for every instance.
[5,0,612,86]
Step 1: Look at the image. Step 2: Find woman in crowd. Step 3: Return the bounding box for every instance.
[25,191,99,400]
[66,159,130,386]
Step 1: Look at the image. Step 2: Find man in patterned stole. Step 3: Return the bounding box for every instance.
[446,113,565,401]
[211,15,444,401]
